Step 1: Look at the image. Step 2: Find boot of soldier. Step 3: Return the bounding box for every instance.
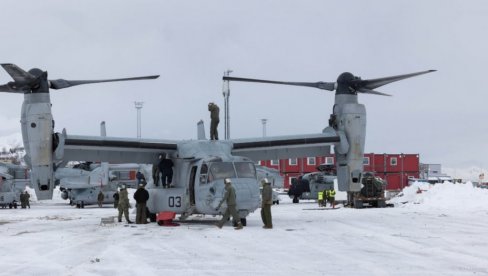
[234,223,243,230]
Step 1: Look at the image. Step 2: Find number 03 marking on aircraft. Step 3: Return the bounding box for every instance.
[168,196,181,208]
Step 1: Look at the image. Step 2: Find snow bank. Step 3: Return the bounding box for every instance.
[390,181,488,211]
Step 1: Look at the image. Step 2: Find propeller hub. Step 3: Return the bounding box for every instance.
[28,68,44,77]
[336,72,360,95]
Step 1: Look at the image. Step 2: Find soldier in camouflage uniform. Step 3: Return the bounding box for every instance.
[25,191,30,209]
[20,192,26,209]
[117,185,133,223]
[261,178,273,229]
[208,102,220,140]
[97,190,104,208]
[216,178,243,230]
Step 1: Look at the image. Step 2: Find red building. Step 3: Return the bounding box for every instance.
[259,153,419,191]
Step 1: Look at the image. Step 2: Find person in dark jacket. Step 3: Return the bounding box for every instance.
[136,171,146,185]
[158,153,174,188]
[215,178,243,230]
[208,102,220,140]
[113,191,119,208]
[133,182,150,224]
[152,163,160,187]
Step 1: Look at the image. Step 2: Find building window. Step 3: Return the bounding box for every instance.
[363,157,370,165]
[289,158,297,166]
[390,157,398,166]
[289,177,297,185]
[270,159,279,166]
[307,157,316,166]
[325,157,334,165]
[255,160,261,165]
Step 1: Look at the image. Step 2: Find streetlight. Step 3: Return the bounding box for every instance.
[134,101,144,138]
[222,69,233,140]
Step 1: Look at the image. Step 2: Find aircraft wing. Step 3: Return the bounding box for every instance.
[62,135,178,163]
[231,133,340,161]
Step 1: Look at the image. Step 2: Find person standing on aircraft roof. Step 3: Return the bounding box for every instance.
[158,153,174,188]
[97,190,104,208]
[208,102,220,140]
[152,162,160,187]
[133,181,149,224]
[261,178,273,229]
[113,191,119,208]
[136,171,146,185]
[216,178,243,230]
[118,185,133,224]
[25,191,30,209]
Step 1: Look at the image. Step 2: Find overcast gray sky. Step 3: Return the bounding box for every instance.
[1,0,487,176]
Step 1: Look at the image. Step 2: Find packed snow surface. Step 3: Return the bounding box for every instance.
[1,182,487,276]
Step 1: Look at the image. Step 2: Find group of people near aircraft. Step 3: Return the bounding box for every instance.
[318,188,336,208]
[215,177,273,230]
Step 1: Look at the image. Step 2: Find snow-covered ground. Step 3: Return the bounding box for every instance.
[1,182,487,276]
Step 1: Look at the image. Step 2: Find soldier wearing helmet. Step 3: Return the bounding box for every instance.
[261,178,273,229]
[215,178,243,230]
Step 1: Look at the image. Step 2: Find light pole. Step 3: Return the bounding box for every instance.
[261,119,267,137]
[222,69,232,140]
[134,101,144,138]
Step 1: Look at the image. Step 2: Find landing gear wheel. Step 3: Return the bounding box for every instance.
[292,196,299,204]
[81,201,85,208]
[240,218,247,227]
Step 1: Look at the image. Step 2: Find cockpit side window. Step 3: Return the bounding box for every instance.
[235,162,256,178]
[200,163,209,184]
[209,162,236,181]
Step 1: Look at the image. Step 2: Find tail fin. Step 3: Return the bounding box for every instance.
[197,120,206,140]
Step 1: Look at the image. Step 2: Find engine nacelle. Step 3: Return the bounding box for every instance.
[21,93,55,200]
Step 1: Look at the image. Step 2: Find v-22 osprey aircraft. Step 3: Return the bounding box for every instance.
[0,63,434,225]
[56,161,145,208]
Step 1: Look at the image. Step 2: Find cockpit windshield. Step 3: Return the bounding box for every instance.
[204,161,257,183]
[209,162,236,180]
[235,162,256,178]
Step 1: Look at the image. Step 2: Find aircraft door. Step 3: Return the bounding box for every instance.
[189,166,197,206]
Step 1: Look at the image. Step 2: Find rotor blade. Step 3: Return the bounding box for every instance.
[49,75,160,90]
[223,76,336,91]
[0,84,23,93]
[357,88,391,96]
[357,70,436,90]
[1,63,35,82]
